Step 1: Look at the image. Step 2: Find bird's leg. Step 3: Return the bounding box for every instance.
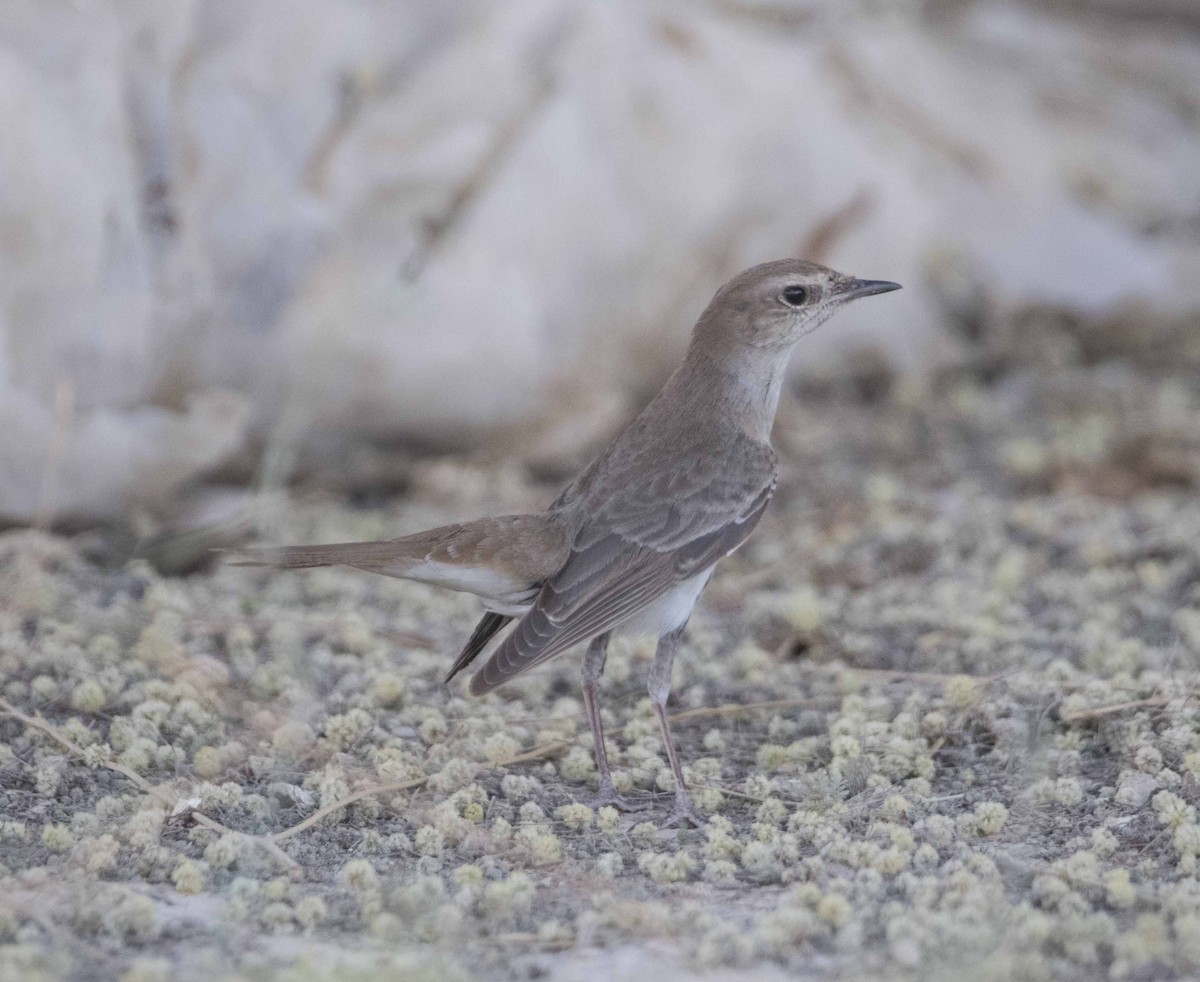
[581,633,639,811]
[648,624,702,828]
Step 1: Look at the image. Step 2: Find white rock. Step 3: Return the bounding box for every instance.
[0,1,1197,520]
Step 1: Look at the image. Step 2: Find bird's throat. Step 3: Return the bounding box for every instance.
[677,343,790,443]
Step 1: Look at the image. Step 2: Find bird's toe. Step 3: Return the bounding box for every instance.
[586,788,648,813]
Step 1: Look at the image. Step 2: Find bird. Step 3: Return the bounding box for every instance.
[232,259,900,826]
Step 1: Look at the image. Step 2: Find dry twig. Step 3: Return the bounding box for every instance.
[0,697,301,875]
[1060,694,1178,723]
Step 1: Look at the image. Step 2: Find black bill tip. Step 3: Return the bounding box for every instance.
[841,278,902,301]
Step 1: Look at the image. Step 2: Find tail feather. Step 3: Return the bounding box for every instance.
[221,514,571,606]
[444,611,513,684]
[226,541,415,572]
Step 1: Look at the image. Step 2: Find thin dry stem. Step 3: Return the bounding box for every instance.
[0,697,300,875]
[1060,694,1176,722]
[33,379,74,531]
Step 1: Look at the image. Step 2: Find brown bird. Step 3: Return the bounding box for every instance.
[233,259,900,825]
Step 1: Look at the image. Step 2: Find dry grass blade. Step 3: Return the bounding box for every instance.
[33,379,74,530]
[0,697,300,875]
[271,735,576,843]
[1060,694,1174,722]
[271,776,431,843]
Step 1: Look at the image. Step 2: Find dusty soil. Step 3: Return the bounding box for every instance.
[2,321,1200,981]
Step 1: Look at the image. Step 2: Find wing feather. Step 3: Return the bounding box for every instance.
[469,440,775,695]
[443,611,513,684]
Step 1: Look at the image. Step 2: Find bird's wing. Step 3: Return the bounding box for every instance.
[469,439,776,695]
[444,611,514,684]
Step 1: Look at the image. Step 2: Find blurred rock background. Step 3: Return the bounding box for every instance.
[1,0,1198,526]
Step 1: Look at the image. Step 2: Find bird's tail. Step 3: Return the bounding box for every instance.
[222,514,567,602]
[227,540,415,573]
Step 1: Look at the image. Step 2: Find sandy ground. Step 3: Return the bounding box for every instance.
[2,319,1200,981]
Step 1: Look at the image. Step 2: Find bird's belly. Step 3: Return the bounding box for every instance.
[620,568,715,637]
[404,560,538,615]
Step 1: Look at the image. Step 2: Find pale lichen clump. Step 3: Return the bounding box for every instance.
[968,801,1009,837]
[71,885,160,944]
[515,824,563,865]
[77,833,121,874]
[557,746,595,782]
[322,708,374,752]
[554,803,593,831]
[595,805,620,835]
[1106,869,1136,909]
[40,823,71,852]
[480,732,521,766]
[369,671,407,707]
[192,745,223,779]
[341,859,383,919]
[293,894,328,930]
[637,850,697,884]
[171,858,204,895]
[943,675,978,710]
[203,833,243,870]
[478,872,535,929]
[693,785,726,814]
[414,826,445,859]
[69,679,106,713]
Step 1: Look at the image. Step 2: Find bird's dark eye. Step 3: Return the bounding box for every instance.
[782,285,809,307]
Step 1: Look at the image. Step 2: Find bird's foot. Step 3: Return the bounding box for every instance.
[587,785,647,813]
[659,795,704,829]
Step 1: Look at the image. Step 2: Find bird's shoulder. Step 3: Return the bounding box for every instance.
[553,425,777,553]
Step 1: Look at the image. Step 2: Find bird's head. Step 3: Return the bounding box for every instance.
[694,258,900,351]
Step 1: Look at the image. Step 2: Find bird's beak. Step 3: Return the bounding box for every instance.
[839,278,902,301]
